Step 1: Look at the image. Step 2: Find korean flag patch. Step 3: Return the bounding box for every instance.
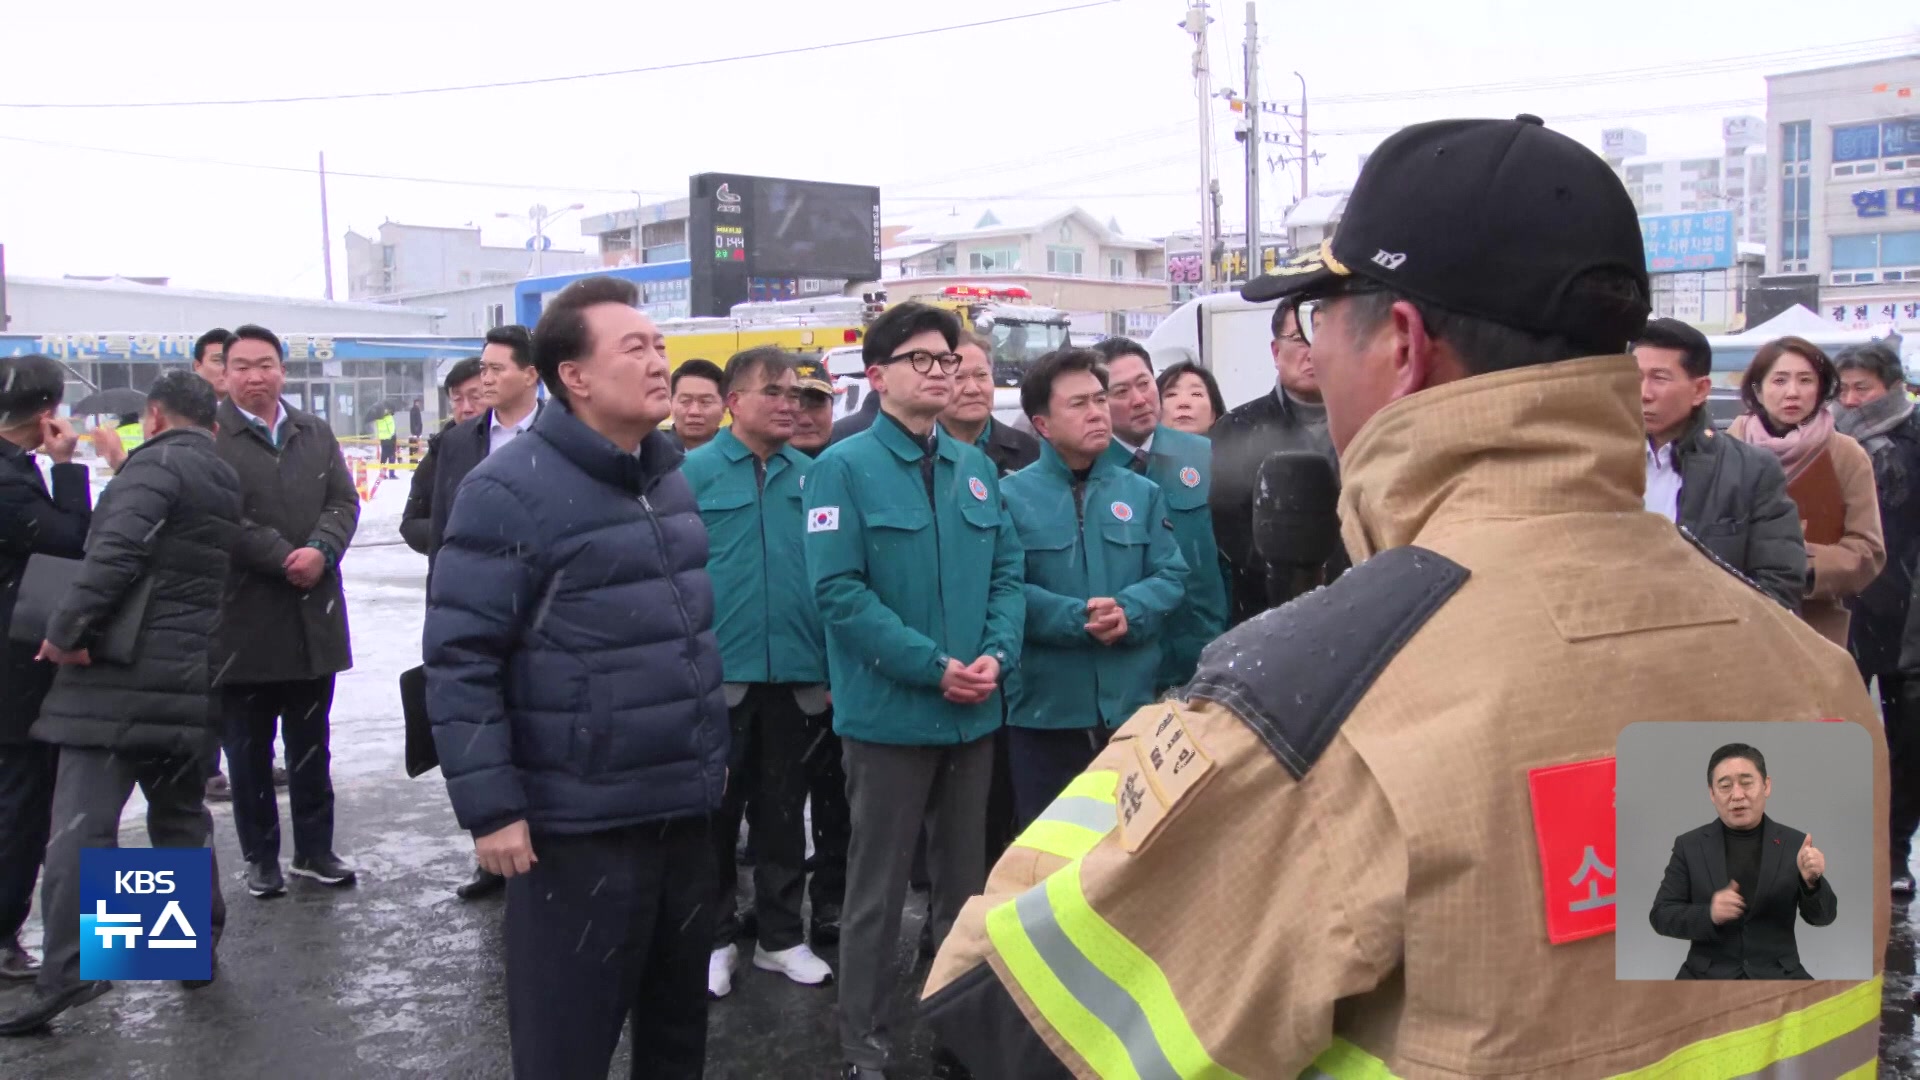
[808,507,840,533]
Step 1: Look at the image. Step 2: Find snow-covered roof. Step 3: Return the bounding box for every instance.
[891,202,1157,249]
[1285,193,1348,229]
[881,242,945,262]
[10,275,444,315]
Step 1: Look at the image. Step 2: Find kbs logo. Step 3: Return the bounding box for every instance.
[80,848,213,981]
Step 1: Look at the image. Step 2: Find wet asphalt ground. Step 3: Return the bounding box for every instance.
[1,498,1919,1078]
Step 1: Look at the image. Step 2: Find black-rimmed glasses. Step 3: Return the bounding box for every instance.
[886,349,963,375]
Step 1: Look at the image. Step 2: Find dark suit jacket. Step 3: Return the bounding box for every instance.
[975,418,1041,478]
[0,442,92,743]
[1648,816,1836,979]
[829,391,881,446]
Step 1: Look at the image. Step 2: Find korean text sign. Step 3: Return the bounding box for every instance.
[1528,756,1616,944]
[1640,211,1737,273]
[79,848,212,981]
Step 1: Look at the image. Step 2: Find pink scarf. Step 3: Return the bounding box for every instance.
[1728,407,1835,483]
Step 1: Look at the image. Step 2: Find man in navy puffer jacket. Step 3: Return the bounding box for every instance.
[424,275,728,1080]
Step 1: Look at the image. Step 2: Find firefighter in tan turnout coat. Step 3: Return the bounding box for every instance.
[921,115,1889,1080]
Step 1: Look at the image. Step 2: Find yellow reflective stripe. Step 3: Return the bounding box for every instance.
[1062,769,1121,803]
[1611,976,1881,1079]
[1049,861,1246,1080]
[986,889,1143,1080]
[1014,819,1109,861]
[1011,770,1119,861]
[1303,978,1883,1080]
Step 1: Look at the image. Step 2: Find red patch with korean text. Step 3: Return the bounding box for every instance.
[1527,756,1617,945]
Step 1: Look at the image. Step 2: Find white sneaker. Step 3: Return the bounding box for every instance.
[707,944,738,999]
[754,942,834,986]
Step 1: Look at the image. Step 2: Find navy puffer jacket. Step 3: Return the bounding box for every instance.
[424,401,728,838]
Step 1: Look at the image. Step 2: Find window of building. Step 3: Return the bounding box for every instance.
[1831,116,1920,177]
[1829,230,1920,282]
[487,303,505,328]
[1109,256,1126,279]
[1778,124,1812,268]
[970,248,1020,272]
[1782,120,1812,163]
[1045,247,1084,275]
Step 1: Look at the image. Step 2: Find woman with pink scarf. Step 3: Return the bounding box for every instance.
[1729,335,1886,646]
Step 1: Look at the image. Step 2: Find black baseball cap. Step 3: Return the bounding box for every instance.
[1244,114,1650,349]
[792,358,836,395]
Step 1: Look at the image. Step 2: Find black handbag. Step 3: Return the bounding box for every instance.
[7,554,153,666]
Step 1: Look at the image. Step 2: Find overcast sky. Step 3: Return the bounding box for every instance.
[1,0,1914,298]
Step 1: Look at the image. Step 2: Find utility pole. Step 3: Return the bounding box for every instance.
[1183,3,1217,294]
[1242,2,1259,283]
[1297,72,1310,204]
[318,152,335,300]
[530,203,548,277]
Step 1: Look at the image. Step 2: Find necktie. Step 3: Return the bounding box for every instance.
[253,419,276,448]
[1131,448,1150,475]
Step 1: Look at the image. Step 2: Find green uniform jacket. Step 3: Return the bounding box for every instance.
[1002,443,1187,730]
[683,429,826,684]
[374,414,396,440]
[804,414,1025,746]
[1102,425,1228,688]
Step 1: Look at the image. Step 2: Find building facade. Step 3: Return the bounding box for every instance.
[344,221,598,300]
[1605,118,1771,248]
[875,204,1166,326]
[1765,54,1920,334]
[579,199,694,269]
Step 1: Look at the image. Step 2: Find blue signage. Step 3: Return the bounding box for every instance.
[0,334,484,364]
[1640,211,1737,273]
[80,848,213,981]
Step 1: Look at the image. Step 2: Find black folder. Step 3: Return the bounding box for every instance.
[7,554,151,666]
[400,664,438,778]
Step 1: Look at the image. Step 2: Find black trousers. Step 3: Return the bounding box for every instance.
[37,746,226,992]
[711,685,812,951]
[221,677,336,866]
[0,741,56,943]
[378,438,397,472]
[506,817,714,1080]
[803,706,849,917]
[1006,726,1111,833]
[1886,674,1920,873]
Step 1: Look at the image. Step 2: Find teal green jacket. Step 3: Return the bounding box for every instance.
[683,429,826,684]
[804,414,1025,745]
[1101,425,1228,689]
[1002,444,1187,730]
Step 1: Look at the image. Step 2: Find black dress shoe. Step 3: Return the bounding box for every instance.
[0,980,112,1036]
[456,865,505,900]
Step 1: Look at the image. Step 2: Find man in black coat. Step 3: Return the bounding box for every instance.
[829,384,881,446]
[0,355,91,982]
[214,325,360,901]
[936,331,1041,478]
[1634,319,1806,613]
[0,372,239,1035]
[1649,743,1837,980]
[1209,299,1342,626]
[399,356,485,557]
[425,277,727,1079]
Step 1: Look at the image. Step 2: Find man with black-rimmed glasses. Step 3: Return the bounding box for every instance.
[802,301,1025,1080]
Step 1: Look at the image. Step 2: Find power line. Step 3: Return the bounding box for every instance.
[0,1,1120,110]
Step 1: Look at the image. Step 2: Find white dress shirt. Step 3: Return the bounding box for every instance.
[233,401,288,446]
[1644,440,1682,522]
[488,402,539,456]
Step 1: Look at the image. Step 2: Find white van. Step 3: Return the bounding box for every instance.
[1142,292,1281,411]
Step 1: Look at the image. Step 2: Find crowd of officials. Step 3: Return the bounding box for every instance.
[0,117,1914,1079]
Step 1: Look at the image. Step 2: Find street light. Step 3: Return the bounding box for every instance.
[496,202,587,276]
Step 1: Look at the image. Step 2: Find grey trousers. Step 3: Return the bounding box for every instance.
[837,734,994,1070]
[38,746,227,992]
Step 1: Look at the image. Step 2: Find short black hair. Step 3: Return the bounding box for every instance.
[862,301,960,369]
[1270,298,1304,339]
[1091,336,1153,374]
[672,359,727,396]
[1021,348,1109,420]
[1635,318,1714,380]
[0,354,68,427]
[1707,742,1767,785]
[1156,360,1227,422]
[1834,341,1907,392]
[227,324,285,361]
[147,369,218,429]
[1337,267,1649,376]
[724,347,792,394]
[193,328,233,365]
[484,324,535,369]
[531,276,640,402]
[444,357,484,392]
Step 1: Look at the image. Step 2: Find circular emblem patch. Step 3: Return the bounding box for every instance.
[968,477,988,501]
[1110,501,1134,522]
[1179,466,1201,488]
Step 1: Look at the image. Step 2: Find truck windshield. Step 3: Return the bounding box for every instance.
[988,320,1071,386]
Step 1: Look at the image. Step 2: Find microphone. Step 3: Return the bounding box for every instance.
[1252,451,1341,600]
